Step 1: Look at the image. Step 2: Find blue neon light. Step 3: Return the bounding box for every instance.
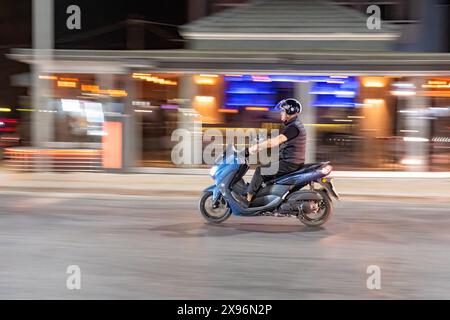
[310,76,358,107]
[223,75,359,110]
[225,80,277,109]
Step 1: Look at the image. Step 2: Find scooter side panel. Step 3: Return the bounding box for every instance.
[249,195,280,208]
[215,163,241,183]
[248,184,290,209]
[212,160,288,216]
[275,170,324,186]
[255,184,290,198]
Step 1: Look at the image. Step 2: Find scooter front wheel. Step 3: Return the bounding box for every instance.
[198,192,232,224]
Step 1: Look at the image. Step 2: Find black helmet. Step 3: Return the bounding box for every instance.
[276,98,302,115]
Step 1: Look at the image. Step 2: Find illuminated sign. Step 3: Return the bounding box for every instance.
[224,75,358,110]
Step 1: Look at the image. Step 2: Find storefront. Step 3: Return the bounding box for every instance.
[4,50,450,172]
[6,0,450,172]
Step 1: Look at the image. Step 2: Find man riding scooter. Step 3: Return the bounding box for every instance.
[240,98,306,207]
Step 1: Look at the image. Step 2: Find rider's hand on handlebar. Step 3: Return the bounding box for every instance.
[238,147,250,158]
[249,144,258,155]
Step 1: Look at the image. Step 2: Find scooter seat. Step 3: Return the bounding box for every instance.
[295,162,327,174]
[263,162,328,186]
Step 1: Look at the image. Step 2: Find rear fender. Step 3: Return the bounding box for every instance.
[316,178,339,200]
[287,190,323,202]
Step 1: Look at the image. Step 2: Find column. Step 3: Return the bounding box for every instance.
[402,77,430,171]
[123,72,141,170]
[177,75,201,166]
[294,82,316,163]
[32,0,54,148]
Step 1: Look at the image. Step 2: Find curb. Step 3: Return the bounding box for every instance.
[129,167,450,178]
[0,187,447,203]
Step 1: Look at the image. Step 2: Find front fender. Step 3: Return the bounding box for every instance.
[203,185,216,193]
[203,185,221,203]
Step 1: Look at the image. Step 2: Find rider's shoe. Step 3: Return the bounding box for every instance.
[233,192,250,208]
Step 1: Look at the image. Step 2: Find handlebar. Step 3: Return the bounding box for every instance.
[238,147,250,158]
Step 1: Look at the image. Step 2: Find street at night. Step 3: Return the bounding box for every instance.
[1,0,450,307]
[1,192,449,299]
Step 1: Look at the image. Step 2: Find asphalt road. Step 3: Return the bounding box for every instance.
[0,192,449,299]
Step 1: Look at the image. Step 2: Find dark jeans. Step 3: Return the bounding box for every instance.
[247,160,304,195]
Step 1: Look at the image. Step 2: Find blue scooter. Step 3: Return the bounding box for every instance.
[199,145,339,226]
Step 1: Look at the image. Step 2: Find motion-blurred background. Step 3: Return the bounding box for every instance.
[1,0,450,300]
[0,0,449,172]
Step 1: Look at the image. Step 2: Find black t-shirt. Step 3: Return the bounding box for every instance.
[282,125,300,141]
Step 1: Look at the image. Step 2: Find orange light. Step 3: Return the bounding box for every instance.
[362,77,386,88]
[132,72,152,78]
[423,84,450,88]
[421,90,450,97]
[81,84,100,92]
[4,148,101,156]
[102,122,122,169]
[81,85,127,97]
[422,79,450,89]
[245,107,269,111]
[195,96,215,103]
[429,80,447,85]
[59,77,78,82]
[218,109,239,113]
[364,99,384,106]
[195,77,216,85]
[39,75,57,80]
[57,81,77,88]
[103,89,128,97]
[132,73,177,85]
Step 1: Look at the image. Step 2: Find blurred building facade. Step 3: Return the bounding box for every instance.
[5,0,450,172]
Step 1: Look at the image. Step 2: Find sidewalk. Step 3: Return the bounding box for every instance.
[0,170,448,201]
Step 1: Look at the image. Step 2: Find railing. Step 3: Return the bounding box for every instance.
[4,148,102,172]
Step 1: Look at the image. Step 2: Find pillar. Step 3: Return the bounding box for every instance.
[177,75,201,166]
[32,0,54,148]
[402,77,430,171]
[294,82,316,163]
[123,72,141,170]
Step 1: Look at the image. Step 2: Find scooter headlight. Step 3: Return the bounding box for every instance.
[210,165,219,178]
[320,164,333,176]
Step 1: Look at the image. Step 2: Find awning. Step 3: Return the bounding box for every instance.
[8,48,450,76]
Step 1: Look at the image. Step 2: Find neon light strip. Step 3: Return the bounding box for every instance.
[184,32,400,41]
[160,105,179,110]
[245,107,269,111]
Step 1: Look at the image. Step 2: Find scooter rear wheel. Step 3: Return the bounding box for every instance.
[297,190,333,227]
[199,192,232,224]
